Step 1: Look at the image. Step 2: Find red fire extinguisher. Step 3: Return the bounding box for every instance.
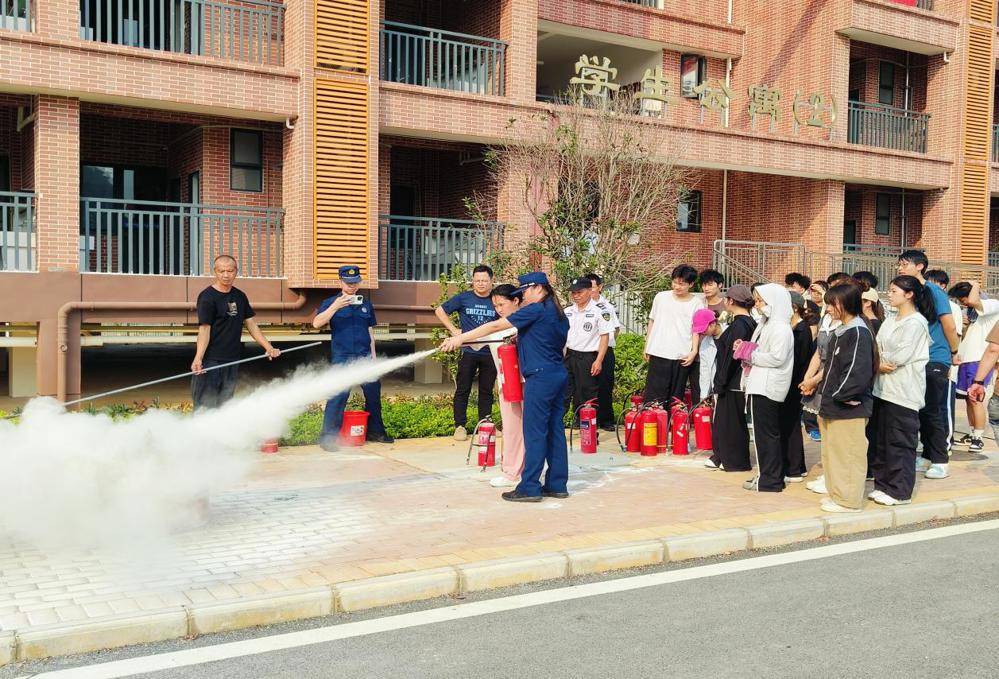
[571,399,599,454]
[653,402,669,455]
[683,388,693,410]
[640,406,659,456]
[620,394,645,453]
[496,343,523,403]
[691,400,713,451]
[466,417,496,469]
[670,400,690,455]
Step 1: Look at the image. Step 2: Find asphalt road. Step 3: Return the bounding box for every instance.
[13,519,999,679]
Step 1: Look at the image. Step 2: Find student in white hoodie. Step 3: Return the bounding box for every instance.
[948,280,999,452]
[735,283,794,493]
[870,276,932,506]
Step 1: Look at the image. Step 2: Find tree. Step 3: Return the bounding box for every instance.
[477,86,694,317]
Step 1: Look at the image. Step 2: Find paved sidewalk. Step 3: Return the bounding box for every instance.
[1,431,998,650]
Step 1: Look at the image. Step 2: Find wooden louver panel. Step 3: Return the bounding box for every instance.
[963,26,992,160]
[969,0,994,24]
[960,163,988,264]
[314,78,369,280]
[315,0,368,73]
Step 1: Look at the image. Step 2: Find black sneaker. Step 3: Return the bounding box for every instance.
[319,439,339,453]
[366,432,395,444]
[502,490,543,503]
[969,437,985,453]
[541,489,569,499]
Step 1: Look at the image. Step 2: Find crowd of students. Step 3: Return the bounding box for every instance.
[661,249,995,513]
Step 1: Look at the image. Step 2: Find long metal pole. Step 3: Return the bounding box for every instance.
[61,341,324,408]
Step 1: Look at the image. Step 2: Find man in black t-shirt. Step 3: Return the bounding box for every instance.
[191,255,281,410]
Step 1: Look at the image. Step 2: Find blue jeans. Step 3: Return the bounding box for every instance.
[320,356,387,446]
[516,367,569,497]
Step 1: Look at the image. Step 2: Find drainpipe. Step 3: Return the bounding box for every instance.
[56,292,307,402]
[900,189,907,248]
[721,169,729,242]
[724,58,732,128]
[727,0,732,23]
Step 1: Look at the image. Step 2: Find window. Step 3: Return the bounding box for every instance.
[875,193,891,235]
[230,129,263,192]
[0,156,9,192]
[677,190,702,233]
[680,55,707,99]
[878,61,895,106]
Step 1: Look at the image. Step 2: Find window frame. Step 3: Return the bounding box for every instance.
[680,54,707,99]
[878,61,895,107]
[875,193,891,236]
[230,129,264,193]
[676,190,702,233]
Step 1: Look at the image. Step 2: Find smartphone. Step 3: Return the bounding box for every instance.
[349,295,363,305]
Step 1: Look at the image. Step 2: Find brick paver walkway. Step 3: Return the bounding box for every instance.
[1,434,997,631]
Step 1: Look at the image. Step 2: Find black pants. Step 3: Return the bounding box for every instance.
[873,398,918,501]
[645,356,690,407]
[750,394,784,492]
[565,349,599,421]
[191,359,239,411]
[919,362,950,464]
[597,347,616,428]
[687,361,701,405]
[802,410,819,435]
[779,395,807,478]
[711,390,751,471]
[453,351,497,428]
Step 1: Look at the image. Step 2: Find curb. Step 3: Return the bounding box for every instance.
[3,493,998,666]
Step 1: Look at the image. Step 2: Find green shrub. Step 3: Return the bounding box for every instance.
[613,332,647,403]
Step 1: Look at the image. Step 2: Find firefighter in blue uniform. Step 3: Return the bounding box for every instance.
[441,272,570,502]
[312,264,394,452]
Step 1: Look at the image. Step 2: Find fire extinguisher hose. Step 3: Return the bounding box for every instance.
[465,416,492,466]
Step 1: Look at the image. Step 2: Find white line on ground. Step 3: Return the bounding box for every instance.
[22,519,999,679]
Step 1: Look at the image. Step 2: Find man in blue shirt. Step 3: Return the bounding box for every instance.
[312,264,393,452]
[434,264,498,441]
[897,250,959,480]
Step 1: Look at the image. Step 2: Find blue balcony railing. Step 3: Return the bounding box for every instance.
[378,215,503,281]
[0,0,32,31]
[79,198,283,277]
[380,21,506,96]
[0,191,36,272]
[847,100,929,154]
[79,0,285,65]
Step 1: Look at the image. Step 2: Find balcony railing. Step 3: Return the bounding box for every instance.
[622,0,661,6]
[380,21,506,96]
[1,0,32,31]
[378,215,503,282]
[79,0,285,65]
[916,0,933,9]
[989,251,999,269]
[992,124,999,163]
[79,198,283,277]
[0,191,36,272]
[847,100,929,154]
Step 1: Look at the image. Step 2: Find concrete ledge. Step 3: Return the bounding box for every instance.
[458,554,567,593]
[823,509,893,536]
[0,633,14,667]
[747,519,826,549]
[335,568,459,613]
[952,494,999,517]
[664,529,749,562]
[565,541,665,576]
[15,608,189,661]
[190,588,334,635]
[891,501,956,527]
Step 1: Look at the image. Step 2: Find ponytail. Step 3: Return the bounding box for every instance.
[891,275,937,325]
[540,283,566,320]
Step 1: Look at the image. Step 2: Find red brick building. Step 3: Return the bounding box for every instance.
[0,0,997,399]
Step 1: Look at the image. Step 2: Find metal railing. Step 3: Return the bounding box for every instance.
[847,100,929,154]
[992,124,999,163]
[79,0,285,65]
[989,251,999,269]
[602,287,645,334]
[915,0,933,9]
[380,21,506,96]
[1,0,32,31]
[621,0,661,6]
[0,191,36,272]
[79,198,283,277]
[378,215,503,282]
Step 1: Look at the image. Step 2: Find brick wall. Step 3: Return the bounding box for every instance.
[34,95,81,272]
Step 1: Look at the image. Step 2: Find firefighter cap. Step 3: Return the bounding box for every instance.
[569,277,593,292]
[512,271,550,296]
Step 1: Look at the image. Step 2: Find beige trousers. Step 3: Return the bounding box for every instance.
[818,417,869,510]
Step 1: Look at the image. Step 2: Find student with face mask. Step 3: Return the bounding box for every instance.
[736,284,794,492]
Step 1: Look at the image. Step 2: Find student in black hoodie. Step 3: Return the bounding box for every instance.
[781,292,816,482]
[815,282,878,513]
[705,285,757,472]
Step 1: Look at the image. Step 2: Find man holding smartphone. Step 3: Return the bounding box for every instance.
[313,264,393,452]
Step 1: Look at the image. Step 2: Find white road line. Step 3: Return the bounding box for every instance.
[23,519,999,679]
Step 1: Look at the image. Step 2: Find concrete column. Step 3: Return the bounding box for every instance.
[8,346,38,398]
[38,0,82,40]
[34,95,80,273]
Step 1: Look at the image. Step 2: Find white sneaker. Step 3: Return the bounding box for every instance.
[704,459,719,469]
[784,475,806,484]
[454,426,468,442]
[806,476,828,494]
[490,476,517,488]
[915,457,931,472]
[821,498,861,513]
[868,489,887,502]
[873,493,911,506]
[924,463,949,479]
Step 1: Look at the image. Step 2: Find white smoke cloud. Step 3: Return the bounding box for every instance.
[0,351,434,551]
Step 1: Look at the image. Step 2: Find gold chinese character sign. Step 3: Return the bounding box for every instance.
[569,55,620,98]
[747,84,781,131]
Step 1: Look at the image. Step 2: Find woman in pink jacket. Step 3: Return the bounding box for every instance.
[486,284,526,487]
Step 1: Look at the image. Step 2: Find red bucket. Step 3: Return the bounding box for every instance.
[339,410,369,447]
